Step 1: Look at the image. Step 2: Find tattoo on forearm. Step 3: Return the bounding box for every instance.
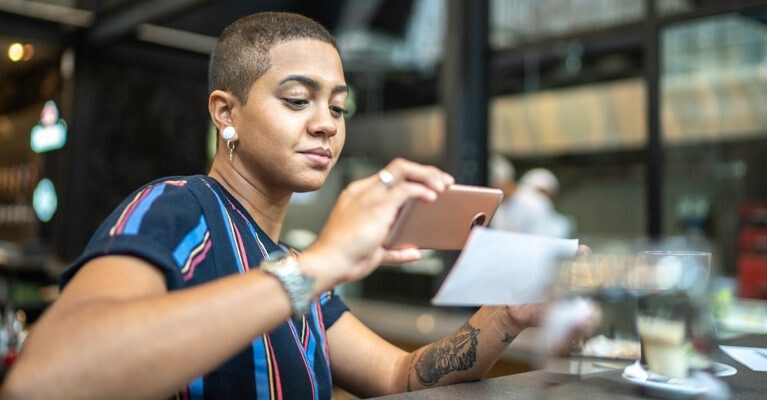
[415,323,480,386]
[501,333,516,344]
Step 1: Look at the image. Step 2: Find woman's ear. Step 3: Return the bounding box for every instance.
[209,90,238,131]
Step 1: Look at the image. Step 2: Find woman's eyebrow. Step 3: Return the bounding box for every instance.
[278,74,348,95]
[331,85,349,95]
[278,74,319,90]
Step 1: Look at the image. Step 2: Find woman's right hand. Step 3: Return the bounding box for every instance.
[300,158,454,291]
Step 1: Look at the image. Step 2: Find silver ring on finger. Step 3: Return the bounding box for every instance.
[378,169,397,189]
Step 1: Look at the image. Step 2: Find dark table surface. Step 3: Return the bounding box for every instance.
[371,333,767,400]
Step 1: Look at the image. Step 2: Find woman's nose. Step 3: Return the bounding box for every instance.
[308,109,338,137]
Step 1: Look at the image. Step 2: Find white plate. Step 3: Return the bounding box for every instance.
[711,362,737,377]
[622,362,736,397]
[622,372,706,396]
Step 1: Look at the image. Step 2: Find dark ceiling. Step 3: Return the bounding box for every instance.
[0,0,422,114]
[0,0,417,49]
[0,0,420,80]
[1,0,766,116]
[93,0,347,39]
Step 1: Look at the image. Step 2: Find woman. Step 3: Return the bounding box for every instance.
[2,12,544,400]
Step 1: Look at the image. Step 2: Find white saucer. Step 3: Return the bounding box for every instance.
[622,372,706,397]
[621,361,735,397]
[710,362,737,377]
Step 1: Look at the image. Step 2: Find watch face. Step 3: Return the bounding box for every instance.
[266,250,289,263]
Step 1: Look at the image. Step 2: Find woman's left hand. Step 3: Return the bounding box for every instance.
[501,244,594,334]
[502,303,547,332]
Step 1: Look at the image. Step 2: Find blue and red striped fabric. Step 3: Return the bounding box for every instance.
[62,175,349,400]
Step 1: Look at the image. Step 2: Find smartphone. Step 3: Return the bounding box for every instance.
[384,184,503,250]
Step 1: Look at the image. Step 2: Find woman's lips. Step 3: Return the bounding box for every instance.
[300,150,331,167]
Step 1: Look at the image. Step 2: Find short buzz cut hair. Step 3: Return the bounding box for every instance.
[208,12,337,104]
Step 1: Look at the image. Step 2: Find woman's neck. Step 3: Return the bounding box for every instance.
[208,158,291,242]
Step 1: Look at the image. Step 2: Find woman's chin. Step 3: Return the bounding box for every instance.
[293,180,325,193]
[288,170,331,193]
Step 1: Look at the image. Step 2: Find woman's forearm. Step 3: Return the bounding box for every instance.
[1,263,294,400]
[397,306,524,392]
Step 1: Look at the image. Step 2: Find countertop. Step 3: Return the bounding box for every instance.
[367,332,767,399]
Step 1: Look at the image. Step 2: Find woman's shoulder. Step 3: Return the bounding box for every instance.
[106,175,215,229]
[140,174,204,190]
[131,175,213,203]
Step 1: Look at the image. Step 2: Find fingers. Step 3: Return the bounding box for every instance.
[380,247,422,265]
[576,245,592,258]
[504,303,547,329]
[369,159,455,210]
[381,158,454,193]
[389,181,442,205]
[349,160,454,220]
[540,298,601,355]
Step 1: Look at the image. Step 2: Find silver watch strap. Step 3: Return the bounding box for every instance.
[260,253,314,316]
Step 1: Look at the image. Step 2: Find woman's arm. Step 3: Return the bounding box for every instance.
[1,246,365,400]
[327,304,541,398]
[2,159,454,400]
[0,255,305,400]
[328,246,596,398]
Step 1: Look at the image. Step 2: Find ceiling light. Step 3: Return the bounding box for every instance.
[8,43,24,62]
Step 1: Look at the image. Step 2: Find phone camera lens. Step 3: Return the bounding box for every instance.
[471,213,486,228]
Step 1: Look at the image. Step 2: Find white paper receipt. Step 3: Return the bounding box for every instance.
[720,345,767,371]
[432,227,579,306]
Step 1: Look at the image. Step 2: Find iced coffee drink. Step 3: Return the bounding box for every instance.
[637,315,689,378]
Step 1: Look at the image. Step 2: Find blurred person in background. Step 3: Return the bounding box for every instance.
[491,167,573,238]
[1,12,577,400]
[488,153,517,200]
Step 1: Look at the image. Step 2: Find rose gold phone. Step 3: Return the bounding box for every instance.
[384,184,503,250]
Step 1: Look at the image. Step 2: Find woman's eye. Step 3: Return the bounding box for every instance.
[330,106,347,117]
[282,98,309,108]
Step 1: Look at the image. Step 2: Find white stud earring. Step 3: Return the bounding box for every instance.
[222,126,235,141]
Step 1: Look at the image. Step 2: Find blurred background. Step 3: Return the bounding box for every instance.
[2,0,767,386]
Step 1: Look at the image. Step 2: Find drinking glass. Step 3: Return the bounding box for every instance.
[553,253,640,359]
[627,251,712,378]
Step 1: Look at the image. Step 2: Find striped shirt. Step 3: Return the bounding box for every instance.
[62,175,349,400]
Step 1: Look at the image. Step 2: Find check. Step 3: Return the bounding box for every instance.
[432,227,579,306]
[720,345,767,371]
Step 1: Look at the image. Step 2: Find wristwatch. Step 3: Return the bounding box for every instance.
[259,251,315,317]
